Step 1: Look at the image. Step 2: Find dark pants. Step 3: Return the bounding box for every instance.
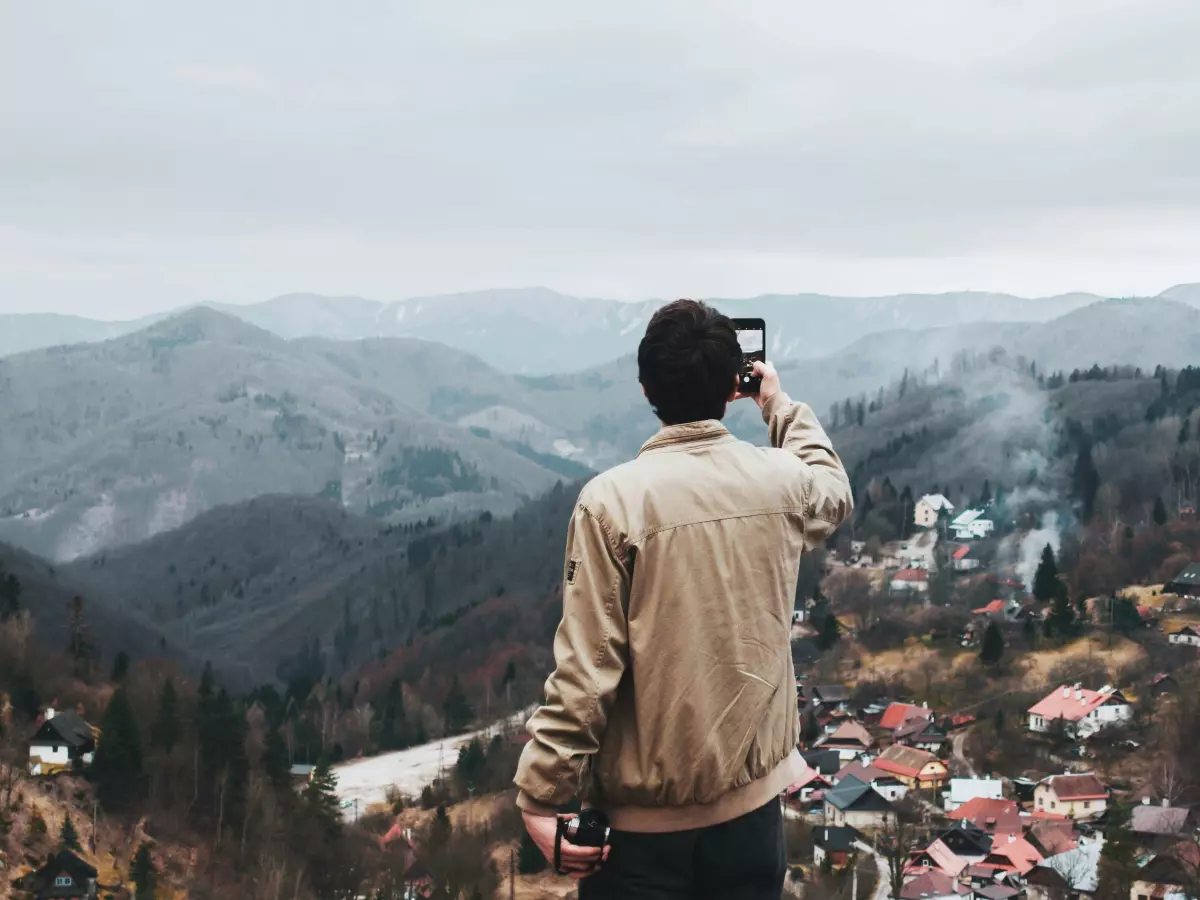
[579,798,786,900]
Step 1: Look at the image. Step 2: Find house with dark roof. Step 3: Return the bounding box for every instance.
[936,820,994,861]
[835,761,909,802]
[823,775,896,830]
[803,749,844,777]
[1150,673,1180,697]
[813,825,860,870]
[1035,773,1109,821]
[812,685,853,710]
[875,744,948,790]
[1165,563,1200,598]
[1132,800,1192,852]
[895,717,948,753]
[18,850,98,900]
[28,709,97,776]
[1132,843,1200,900]
[1167,625,1200,647]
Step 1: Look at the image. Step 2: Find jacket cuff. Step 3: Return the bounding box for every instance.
[516,790,560,817]
[760,390,794,423]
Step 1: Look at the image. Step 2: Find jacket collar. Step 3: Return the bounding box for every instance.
[638,419,733,456]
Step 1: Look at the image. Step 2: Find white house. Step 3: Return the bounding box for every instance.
[1027,684,1132,739]
[890,568,930,593]
[915,494,955,529]
[1167,626,1200,647]
[944,778,1005,812]
[28,709,97,776]
[950,509,995,541]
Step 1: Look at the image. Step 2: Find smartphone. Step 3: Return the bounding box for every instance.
[733,318,766,393]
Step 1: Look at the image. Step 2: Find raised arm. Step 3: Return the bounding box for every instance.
[741,361,854,547]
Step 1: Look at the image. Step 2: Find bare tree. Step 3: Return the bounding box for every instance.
[876,811,916,900]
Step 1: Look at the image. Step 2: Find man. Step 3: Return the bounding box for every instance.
[515,299,853,898]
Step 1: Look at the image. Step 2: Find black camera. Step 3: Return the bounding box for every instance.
[554,809,611,874]
[561,809,610,847]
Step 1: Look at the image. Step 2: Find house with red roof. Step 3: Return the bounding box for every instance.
[880,702,934,732]
[899,870,968,900]
[948,798,1023,834]
[785,767,833,808]
[875,744,949,790]
[1026,684,1132,739]
[906,839,969,878]
[978,832,1044,876]
[1034,773,1109,821]
[890,568,930,593]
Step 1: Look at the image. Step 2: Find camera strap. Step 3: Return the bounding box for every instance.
[553,817,568,875]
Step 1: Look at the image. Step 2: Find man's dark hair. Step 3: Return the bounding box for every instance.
[638,299,741,425]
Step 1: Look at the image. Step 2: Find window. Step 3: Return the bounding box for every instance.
[1051,801,1057,810]
[55,876,73,887]
[1084,801,1091,809]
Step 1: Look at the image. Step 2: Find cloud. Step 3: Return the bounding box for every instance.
[2,0,1200,316]
[173,63,277,96]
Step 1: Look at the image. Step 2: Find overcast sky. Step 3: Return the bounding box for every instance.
[4,1,1200,318]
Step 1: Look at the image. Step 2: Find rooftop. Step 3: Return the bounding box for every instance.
[949,798,1022,833]
[880,702,933,731]
[893,568,930,583]
[821,721,874,748]
[1132,804,1190,836]
[1167,563,1200,586]
[825,775,894,813]
[1042,773,1108,801]
[948,778,1005,806]
[876,744,941,778]
[814,825,859,851]
[1028,684,1127,722]
[899,871,964,900]
[919,494,955,511]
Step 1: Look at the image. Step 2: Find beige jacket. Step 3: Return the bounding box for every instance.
[514,392,853,832]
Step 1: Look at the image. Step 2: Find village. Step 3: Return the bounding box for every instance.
[777,493,1200,900]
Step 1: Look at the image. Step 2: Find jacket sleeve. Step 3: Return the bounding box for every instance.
[762,391,854,548]
[514,497,631,816]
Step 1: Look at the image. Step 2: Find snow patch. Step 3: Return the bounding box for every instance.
[394,306,406,323]
[147,489,192,538]
[619,316,643,336]
[56,495,118,562]
[553,438,584,458]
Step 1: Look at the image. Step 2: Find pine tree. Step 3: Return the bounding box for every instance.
[150,678,180,754]
[91,685,145,810]
[517,829,548,874]
[1153,496,1168,527]
[0,567,21,621]
[60,813,81,850]
[978,479,992,507]
[429,803,452,847]
[803,709,821,745]
[30,804,47,835]
[980,622,1004,664]
[1098,801,1137,900]
[1033,544,1062,604]
[262,726,290,790]
[66,595,95,678]
[110,650,130,683]
[1023,614,1037,647]
[1072,442,1100,522]
[379,678,407,750]
[131,842,156,900]
[303,758,342,838]
[1050,588,1076,636]
[817,613,841,651]
[442,676,474,734]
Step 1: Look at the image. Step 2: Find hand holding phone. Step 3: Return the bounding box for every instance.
[732,318,766,394]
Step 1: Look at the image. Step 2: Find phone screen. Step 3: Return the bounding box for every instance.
[733,319,765,392]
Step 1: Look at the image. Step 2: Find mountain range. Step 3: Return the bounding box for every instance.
[6,283,1199,373]
[3,296,1199,563]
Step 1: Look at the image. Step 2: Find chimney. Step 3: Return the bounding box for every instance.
[826,828,830,840]
[1163,799,1170,808]
[1008,833,1016,843]
[1062,686,1070,699]
[1143,797,1151,805]
[44,707,56,720]
[1074,686,1082,701]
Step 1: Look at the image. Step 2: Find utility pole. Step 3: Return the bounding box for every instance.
[851,855,859,900]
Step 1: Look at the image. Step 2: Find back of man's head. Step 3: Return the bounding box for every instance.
[638,299,741,425]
